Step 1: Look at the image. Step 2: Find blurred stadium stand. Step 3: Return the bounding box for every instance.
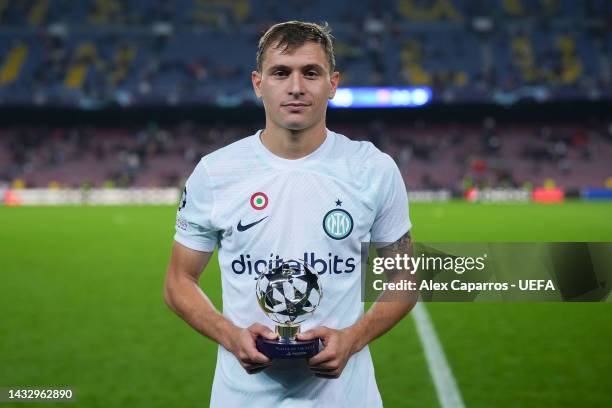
[1,120,611,192]
[0,0,610,106]
[0,0,611,195]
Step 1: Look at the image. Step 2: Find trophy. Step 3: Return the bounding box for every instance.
[255,259,323,359]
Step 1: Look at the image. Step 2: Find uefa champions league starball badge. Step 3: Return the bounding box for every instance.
[255,260,323,359]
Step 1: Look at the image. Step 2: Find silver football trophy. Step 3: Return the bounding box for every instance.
[255,259,323,359]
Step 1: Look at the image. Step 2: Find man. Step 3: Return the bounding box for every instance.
[164,21,415,407]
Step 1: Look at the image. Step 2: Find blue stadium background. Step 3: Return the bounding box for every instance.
[0,0,610,195]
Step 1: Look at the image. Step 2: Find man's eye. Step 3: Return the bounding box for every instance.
[305,71,318,77]
[273,71,288,76]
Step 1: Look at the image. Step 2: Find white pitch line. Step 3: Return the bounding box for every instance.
[412,302,466,408]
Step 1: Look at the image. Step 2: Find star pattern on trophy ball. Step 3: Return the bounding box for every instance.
[256,260,322,324]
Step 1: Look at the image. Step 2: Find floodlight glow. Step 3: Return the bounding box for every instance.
[411,88,430,106]
[329,87,432,108]
[332,88,354,107]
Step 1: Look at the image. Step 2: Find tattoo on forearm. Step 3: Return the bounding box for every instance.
[375,231,417,302]
[378,231,412,257]
[376,231,413,278]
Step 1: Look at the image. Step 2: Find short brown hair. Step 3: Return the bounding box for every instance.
[256,21,336,74]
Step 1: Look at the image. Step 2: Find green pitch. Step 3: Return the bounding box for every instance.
[0,202,610,407]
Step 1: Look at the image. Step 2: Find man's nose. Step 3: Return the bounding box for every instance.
[288,72,305,96]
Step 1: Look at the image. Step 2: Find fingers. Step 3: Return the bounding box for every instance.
[304,328,344,379]
[307,342,341,380]
[307,342,335,366]
[297,326,330,341]
[309,357,341,379]
[233,325,278,374]
[238,343,271,365]
[248,323,278,340]
[236,327,273,366]
[309,355,339,371]
[238,347,272,373]
[310,360,342,379]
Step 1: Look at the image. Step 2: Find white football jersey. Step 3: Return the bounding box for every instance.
[174,128,411,407]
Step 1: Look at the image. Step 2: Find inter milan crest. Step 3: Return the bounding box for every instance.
[323,200,353,240]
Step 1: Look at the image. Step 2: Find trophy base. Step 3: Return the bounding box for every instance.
[256,336,321,359]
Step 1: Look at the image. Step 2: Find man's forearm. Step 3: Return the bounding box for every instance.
[347,230,416,353]
[346,297,415,353]
[164,273,240,352]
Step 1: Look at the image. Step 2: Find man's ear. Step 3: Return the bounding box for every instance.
[329,71,340,99]
[252,70,262,98]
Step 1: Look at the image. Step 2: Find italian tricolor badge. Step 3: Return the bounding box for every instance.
[250,192,268,210]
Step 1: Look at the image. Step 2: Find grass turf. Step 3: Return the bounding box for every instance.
[0,202,610,407]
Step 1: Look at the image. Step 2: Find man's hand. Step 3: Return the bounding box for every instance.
[297,326,359,379]
[229,323,278,375]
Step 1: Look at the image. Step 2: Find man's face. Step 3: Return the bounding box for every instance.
[252,41,340,131]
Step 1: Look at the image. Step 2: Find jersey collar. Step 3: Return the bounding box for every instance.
[253,128,335,169]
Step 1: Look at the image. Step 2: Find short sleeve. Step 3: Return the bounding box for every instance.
[174,159,219,252]
[370,155,412,246]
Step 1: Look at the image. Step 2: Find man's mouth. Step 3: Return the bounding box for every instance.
[282,103,311,107]
[282,103,310,113]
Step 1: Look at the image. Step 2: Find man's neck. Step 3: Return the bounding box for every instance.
[260,123,327,160]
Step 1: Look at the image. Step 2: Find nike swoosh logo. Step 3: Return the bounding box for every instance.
[237,216,268,232]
